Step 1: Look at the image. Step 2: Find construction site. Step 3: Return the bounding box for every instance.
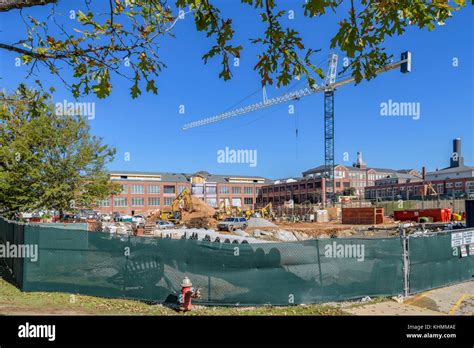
[7,49,473,307]
[1,1,473,346]
[90,189,468,244]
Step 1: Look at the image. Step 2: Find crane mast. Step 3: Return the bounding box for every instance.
[324,54,338,204]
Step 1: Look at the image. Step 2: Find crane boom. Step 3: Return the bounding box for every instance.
[182,52,411,131]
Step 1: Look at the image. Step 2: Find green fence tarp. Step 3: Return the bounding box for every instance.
[2,217,471,305]
[0,218,25,288]
[30,222,88,230]
[408,232,474,293]
[21,225,404,305]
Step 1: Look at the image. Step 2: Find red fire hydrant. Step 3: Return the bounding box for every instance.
[179,277,201,312]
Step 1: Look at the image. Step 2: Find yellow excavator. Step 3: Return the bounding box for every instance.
[160,188,193,223]
[426,182,438,196]
[244,203,273,220]
[214,200,243,220]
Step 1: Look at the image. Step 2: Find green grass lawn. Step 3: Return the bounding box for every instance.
[0,276,351,316]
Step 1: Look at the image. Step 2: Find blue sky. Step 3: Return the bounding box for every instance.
[0,1,472,179]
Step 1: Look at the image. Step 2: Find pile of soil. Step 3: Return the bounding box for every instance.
[181,197,218,226]
[146,197,217,224]
[146,209,161,221]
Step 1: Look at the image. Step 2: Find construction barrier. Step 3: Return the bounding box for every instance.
[1,217,473,305]
[408,231,474,293]
[0,218,25,288]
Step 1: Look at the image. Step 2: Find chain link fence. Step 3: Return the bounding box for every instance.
[1,217,473,305]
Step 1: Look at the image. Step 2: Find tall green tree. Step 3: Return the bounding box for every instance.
[0,84,120,216]
[0,0,469,99]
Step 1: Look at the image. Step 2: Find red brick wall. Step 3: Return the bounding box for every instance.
[96,180,265,215]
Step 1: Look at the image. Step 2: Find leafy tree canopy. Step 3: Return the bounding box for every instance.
[0,84,121,216]
[0,0,469,99]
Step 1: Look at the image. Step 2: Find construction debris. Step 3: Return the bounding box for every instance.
[102,222,132,234]
[246,217,278,229]
[275,230,299,242]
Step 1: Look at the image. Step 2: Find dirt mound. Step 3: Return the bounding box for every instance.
[181,197,218,226]
[146,197,216,223]
[146,209,161,221]
[191,196,216,216]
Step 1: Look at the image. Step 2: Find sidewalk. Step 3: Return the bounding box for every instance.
[346,281,474,315]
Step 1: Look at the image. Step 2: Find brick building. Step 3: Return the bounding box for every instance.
[364,138,474,200]
[257,151,419,206]
[96,170,271,216]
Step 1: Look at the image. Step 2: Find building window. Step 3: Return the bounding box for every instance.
[164,197,173,206]
[256,188,261,195]
[232,198,242,206]
[206,198,217,207]
[148,197,160,206]
[244,187,253,194]
[455,182,463,188]
[114,197,128,207]
[244,197,253,205]
[220,198,230,207]
[121,184,128,194]
[232,186,241,194]
[192,186,204,195]
[336,182,341,188]
[446,183,453,188]
[343,182,350,188]
[220,186,229,194]
[164,185,176,194]
[206,186,217,194]
[131,184,144,194]
[179,185,187,193]
[148,185,161,194]
[132,197,144,206]
[96,199,110,207]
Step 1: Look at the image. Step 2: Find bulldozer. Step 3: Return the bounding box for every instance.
[159,188,193,223]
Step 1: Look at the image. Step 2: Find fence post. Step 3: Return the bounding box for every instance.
[400,227,410,297]
[316,239,324,298]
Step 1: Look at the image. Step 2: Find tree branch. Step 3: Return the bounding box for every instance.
[0,0,57,12]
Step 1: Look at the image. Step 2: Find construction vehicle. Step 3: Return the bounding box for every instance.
[214,200,228,220]
[214,200,243,220]
[244,203,273,220]
[426,182,438,196]
[159,188,193,223]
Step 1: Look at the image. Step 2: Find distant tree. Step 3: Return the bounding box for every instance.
[0,0,469,98]
[0,84,121,217]
[343,187,356,196]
